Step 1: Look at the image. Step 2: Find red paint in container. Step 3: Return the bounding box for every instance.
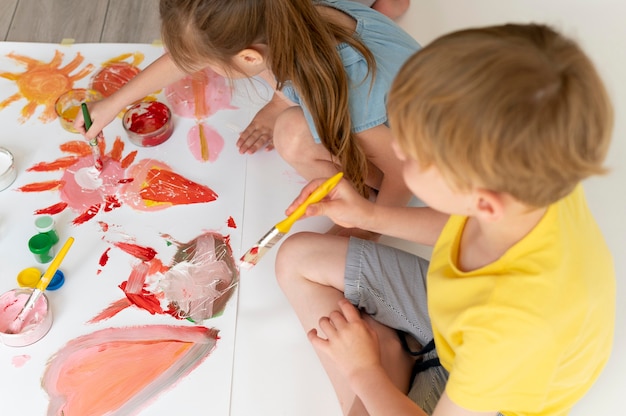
[123,101,174,147]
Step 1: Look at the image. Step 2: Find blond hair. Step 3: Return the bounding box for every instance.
[388,24,613,207]
[160,0,376,197]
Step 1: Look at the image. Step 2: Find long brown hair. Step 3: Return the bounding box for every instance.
[160,0,376,196]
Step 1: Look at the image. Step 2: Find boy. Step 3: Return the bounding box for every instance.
[275,24,615,415]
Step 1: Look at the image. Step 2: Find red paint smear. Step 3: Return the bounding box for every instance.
[109,137,124,162]
[227,216,237,228]
[27,156,79,172]
[128,102,169,134]
[139,168,218,204]
[117,178,134,184]
[60,140,91,156]
[99,247,111,266]
[91,62,141,97]
[18,180,63,192]
[120,150,137,169]
[249,246,259,255]
[73,203,101,225]
[103,195,121,212]
[120,281,163,315]
[35,201,68,215]
[114,242,157,261]
[87,298,132,323]
[98,221,109,232]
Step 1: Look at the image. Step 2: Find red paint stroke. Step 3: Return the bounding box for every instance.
[18,180,63,192]
[103,195,121,212]
[227,216,237,228]
[120,150,137,168]
[72,203,101,225]
[35,202,68,215]
[99,247,111,267]
[109,137,125,162]
[139,168,218,204]
[60,140,91,156]
[119,281,163,315]
[114,242,157,262]
[98,221,109,232]
[87,298,131,324]
[117,178,134,184]
[91,62,141,97]
[27,156,79,171]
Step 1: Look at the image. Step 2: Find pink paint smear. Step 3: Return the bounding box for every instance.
[42,325,219,416]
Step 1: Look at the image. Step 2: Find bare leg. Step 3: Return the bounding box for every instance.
[273,106,340,180]
[276,232,414,415]
[371,0,410,19]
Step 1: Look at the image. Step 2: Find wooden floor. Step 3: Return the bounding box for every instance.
[0,0,161,43]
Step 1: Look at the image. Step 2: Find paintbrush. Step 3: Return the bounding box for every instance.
[7,237,75,334]
[240,172,343,269]
[81,103,104,171]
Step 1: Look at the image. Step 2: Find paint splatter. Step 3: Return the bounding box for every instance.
[11,354,30,368]
[114,242,157,262]
[42,325,219,416]
[90,232,238,323]
[0,50,93,123]
[227,216,237,229]
[18,136,220,224]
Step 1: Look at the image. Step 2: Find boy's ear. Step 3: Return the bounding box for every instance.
[474,189,505,222]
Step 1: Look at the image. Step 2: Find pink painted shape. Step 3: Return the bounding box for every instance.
[188,123,224,162]
[11,354,31,368]
[59,156,125,211]
[164,68,236,119]
[42,325,219,416]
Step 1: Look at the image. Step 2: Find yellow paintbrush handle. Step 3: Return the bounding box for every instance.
[36,237,74,291]
[275,172,343,233]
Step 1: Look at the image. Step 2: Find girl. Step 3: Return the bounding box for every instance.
[76,0,420,225]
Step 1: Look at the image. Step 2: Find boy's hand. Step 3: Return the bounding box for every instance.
[286,177,375,230]
[308,299,382,380]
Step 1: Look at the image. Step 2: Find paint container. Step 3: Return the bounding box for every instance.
[123,101,174,147]
[55,89,103,133]
[34,214,60,246]
[28,233,56,264]
[17,267,42,288]
[47,270,65,291]
[0,147,17,191]
[0,288,53,347]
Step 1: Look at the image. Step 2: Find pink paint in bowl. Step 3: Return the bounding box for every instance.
[122,101,174,147]
[0,289,52,347]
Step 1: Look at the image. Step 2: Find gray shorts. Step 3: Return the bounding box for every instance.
[344,237,448,415]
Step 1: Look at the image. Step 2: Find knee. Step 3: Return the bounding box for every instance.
[273,107,310,163]
[275,232,310,289]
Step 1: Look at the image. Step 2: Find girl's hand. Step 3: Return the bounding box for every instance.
[237,93,291,154]
[308,299,382,380]
[73,97,121,140]
[286,177,375,231]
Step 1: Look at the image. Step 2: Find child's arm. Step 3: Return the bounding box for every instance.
[311,299,498,416]
[288,177,448,246]
[237,69,296,154]
[74,53,187,140]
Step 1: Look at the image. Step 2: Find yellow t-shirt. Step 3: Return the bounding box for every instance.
[428,185,615,415]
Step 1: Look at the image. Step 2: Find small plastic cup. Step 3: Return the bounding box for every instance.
[55,89,103,133]
[0,147,17,192]
[0,288,53,347]
[17,267,42,288]
[34,214,60,246]
[123,101,173,147]
[28,233,55,264]
[47,270,65,291]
